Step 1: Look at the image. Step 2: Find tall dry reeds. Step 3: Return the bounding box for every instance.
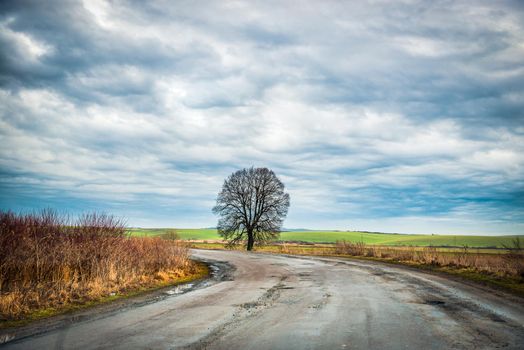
[0,210,194,320]
[502,237,524,278]
[335,240,524,279]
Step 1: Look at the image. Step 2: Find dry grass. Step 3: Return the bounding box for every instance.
[334,240,524,279]
[0,210,197,321]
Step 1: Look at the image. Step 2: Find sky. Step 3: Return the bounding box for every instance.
[0,1,523,235]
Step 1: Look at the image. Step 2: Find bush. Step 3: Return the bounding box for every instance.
[0,210,193,320]
[335,240,523,279]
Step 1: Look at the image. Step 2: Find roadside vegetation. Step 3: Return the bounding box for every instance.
[0,210,204,324]
[333,240,523,277]
[331,240,524,296]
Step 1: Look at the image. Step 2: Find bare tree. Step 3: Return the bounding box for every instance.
[213,167,290,251]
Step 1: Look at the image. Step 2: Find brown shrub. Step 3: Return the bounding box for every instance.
[335,241,366,256]
[335,241,523,279]
[502,237,524,278]
[0,210,193,320]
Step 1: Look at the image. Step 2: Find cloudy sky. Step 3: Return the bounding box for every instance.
[1,1,523,234]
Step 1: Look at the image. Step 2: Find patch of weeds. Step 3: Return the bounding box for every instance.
[0,261,209,329]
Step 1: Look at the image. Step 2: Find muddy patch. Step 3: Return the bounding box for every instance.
[235,277,292,311]
[192,276,294,349]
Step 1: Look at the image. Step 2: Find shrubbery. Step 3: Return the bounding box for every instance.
[0,210,194,320]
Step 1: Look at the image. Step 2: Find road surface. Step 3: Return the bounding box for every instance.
[2,249,524,349]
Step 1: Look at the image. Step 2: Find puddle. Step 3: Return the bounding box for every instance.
[164,283,194,295]
[162,260,234,297]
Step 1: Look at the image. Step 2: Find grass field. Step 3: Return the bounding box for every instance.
[130,228,218,240]
[128,228,522,248]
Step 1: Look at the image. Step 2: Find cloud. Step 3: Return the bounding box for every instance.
[0,0,523,234]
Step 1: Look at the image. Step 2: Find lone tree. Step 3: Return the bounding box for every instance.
[213,167,290,251]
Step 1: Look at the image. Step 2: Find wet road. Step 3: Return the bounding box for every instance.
[3,249,524,349]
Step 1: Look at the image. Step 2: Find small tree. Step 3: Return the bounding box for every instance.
[213,167,290,251]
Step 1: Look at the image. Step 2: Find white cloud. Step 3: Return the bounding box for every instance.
[1,0,523,234]
[0,18,53,64]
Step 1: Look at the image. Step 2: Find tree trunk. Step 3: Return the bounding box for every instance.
[247,230,254,251]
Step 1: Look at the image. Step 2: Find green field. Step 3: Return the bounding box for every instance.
[129,228,219,240]
[128,228,522,248]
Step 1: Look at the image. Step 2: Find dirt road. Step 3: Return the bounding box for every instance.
[2,250,524,349]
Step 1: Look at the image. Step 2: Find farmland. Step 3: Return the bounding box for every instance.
[129,228,521,248]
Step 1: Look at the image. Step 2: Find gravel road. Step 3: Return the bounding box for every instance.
[2,249,524,349]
